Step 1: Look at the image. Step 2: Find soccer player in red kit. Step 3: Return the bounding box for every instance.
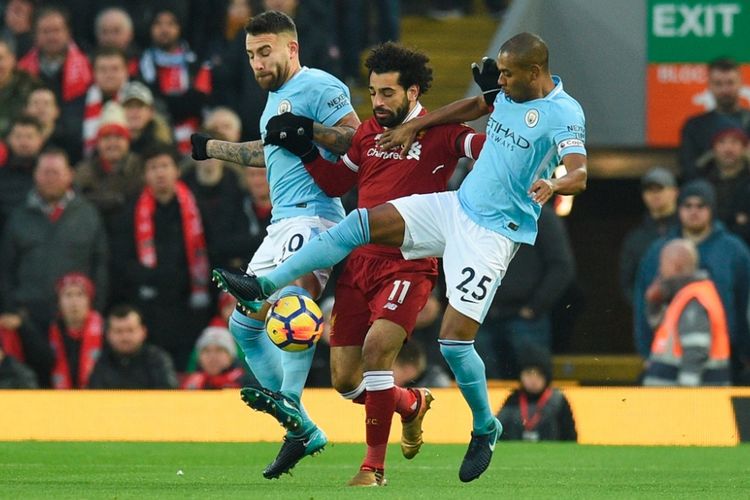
[263,42,485,486]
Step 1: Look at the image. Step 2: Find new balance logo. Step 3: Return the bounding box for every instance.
[406,142,422,160]
[384,302,398,310]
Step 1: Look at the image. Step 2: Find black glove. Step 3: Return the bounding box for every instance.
[266,112,313,140]
[191,133,211,161]
[471,56,501,106]
[264,126,319,163]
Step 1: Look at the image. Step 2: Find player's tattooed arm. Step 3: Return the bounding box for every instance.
[312,111,360,156]
[207,139,266,167]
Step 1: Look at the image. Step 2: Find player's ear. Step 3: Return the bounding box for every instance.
[407,84,419,102]
[287,38,299,59]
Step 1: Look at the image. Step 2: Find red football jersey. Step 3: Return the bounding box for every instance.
[305,103,483,257]
[348,104,479,257]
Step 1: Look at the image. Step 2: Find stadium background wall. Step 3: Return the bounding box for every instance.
[3,388,750,446]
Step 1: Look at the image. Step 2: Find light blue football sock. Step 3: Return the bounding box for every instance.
[277,285,318,437]
[439,339,495,435]
[264,208,370,289]
[228,309,282,391]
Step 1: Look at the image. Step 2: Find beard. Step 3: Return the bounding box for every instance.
[373,97,410,128]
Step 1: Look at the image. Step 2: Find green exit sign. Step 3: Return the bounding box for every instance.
[648,1,750,62]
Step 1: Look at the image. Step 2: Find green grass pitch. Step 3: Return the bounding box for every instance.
[2,441,749,499]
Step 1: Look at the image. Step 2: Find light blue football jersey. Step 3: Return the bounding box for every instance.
[457,76,586,244]
[261,67,354,223]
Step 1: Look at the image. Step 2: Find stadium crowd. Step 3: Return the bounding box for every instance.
[0,0,748,398]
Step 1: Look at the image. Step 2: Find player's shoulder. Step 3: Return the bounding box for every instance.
[298,67,348,89]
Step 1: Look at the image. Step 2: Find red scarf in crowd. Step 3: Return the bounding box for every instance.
[181,367,245,390]
[135,181,209,302]
[49,311,103,389]
[18,42,92,102]
[0,327,25,361]
[82,85,123,157]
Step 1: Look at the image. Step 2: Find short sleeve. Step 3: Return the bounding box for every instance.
[342,125,366,172]
[551,103,587,158]
[312,75,355,127]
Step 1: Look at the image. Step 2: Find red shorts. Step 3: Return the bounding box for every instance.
[328,250,438,347]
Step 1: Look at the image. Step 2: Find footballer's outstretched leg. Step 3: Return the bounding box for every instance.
[263,427,328,479]
[212,268,273,313]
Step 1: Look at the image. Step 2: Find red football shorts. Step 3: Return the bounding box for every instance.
[328,252,437,347]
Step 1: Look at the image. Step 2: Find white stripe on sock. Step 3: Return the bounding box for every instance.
[341,379,366,400]
[363,371,394,392]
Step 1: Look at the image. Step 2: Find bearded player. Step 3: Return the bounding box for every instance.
[260,42,485,486]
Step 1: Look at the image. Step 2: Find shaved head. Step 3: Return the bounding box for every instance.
[659,239,699,278]
[499,32,549,70]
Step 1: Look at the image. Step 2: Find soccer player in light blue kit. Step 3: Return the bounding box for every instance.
[213,32,588,482]
[190,11,360,479]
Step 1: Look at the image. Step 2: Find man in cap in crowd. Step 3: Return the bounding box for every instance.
[120,80,173,156]
[181,326,255,390]
[619,167,679,305]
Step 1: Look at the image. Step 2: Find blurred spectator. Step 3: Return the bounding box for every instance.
[0,115,45,232]
[0,0,35,58]
[634,180,750,384]
[82,47,130,156]
[139,7,211,156]
[204,0,267,141]
[496,344,577,442]
[181,326,255,389]
[120,80,173,156]
[183,154,250,270]
[0,344,38,388]
[111,144,211,370]
[87,304,178,389]
[18,5,92,164]
[0,147,108,332]
[75,102,144,234]
[0,38,40,137]
[697,126,750,226]
[619,167,678,305]
[476,204,575,378]
[393,338,452,388]
[200,106,244,178]
[242,166,272,252]
[642,239,731,386]
[679,58,750,181]
[266,0,342,78]
[93,7,140,76]
[0,308,52,388]
[339,0,398,87]
[48,272,104,389]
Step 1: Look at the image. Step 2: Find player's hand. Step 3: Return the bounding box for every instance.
[471,56,501,106]
[191,133,211,161]
[376,122,418,154]
[267,112,313,139]
[264,125,319,163]
[529,178,554,205]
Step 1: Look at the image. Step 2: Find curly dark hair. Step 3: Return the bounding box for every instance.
[365,42,433,97]
[245,10,297,37]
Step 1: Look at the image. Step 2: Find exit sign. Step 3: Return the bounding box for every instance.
[648,1,750,62]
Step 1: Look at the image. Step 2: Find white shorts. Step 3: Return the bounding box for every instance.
[247,216,337,301]
[389,191,519,322]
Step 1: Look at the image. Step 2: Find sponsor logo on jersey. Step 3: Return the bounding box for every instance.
[557,138,584,154]
[405,142,422,160]
[278,99,292,114]
[525,109,539,128]
[486,116,530,151]
[327,92,350,112]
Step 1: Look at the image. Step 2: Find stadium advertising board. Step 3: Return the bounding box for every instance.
[646,0,750,146]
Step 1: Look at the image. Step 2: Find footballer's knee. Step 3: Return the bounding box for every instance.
[330,368,360,394]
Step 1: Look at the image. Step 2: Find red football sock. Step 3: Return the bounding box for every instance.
[394,386,418,420]
[352,391,367,405]
[362,387,396,471]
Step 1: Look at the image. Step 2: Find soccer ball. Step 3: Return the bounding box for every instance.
[265,295,324,352]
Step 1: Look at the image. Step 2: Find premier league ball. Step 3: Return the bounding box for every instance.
[265,295,324,352]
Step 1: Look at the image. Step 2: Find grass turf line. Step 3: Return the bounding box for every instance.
[1,442,749,499]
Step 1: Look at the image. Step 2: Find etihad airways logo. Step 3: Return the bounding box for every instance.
[487,116,530,150]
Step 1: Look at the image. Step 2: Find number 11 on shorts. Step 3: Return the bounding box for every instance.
[388,280,411,304]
